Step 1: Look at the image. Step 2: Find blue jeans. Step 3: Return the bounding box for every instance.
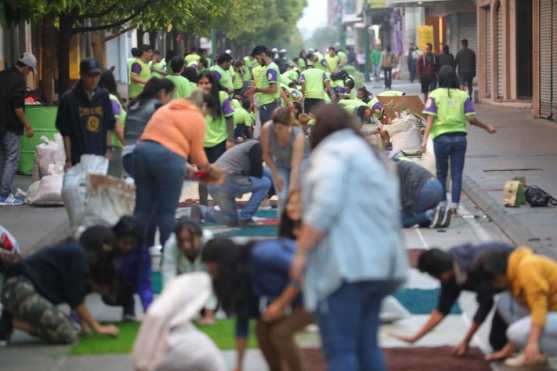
[133,141,186,247]
[433,133,467,204]
[401,178,444,227]
[259,100,280,124]
[201,171,272,225]
[315,281,389,371]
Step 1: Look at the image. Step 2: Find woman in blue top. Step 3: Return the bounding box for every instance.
[202,236,311,371]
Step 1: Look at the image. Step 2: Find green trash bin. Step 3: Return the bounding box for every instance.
[18,105,59,175]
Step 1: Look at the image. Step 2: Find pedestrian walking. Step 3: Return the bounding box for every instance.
[122,77,175,178]
[261,107,306,215]
[396,160,448,228]
[129,45,154,100]
[381,46,396,90]
[371,46,382,80]
[438,45,455,69]
[421,66,496,214]
[247,45,282,126]
[325,46,340,74]
[0,226,120,345]
[480,247,557,366]
[56,58,116,170]
[407,43,418,83]
[455,39,476,97]
[417,43,439,101]
[132,95,221,258]
[191,139,272,226]
[202,238,313,371]
[392,242,516,356]
[290,104,408,371]
[197,70,235,205]
[99,70,126,177]
[0,53,36,206]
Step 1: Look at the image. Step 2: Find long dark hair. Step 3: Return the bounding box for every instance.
[438,65,460,98]
[198,70,223,118]
[129,77,175,107]
[79,225,118,290]
[201,239,255,316]
[278,192,301,239]
[476,249,513,283]
[99,70,119,100]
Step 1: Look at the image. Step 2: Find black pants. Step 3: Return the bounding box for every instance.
[459,73,474,97]
[304,98,325,114]
[383,68,393,89]
[489,308,509,351]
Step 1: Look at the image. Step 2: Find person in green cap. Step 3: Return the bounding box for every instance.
[129,46,153,100]
[166,56,196,99]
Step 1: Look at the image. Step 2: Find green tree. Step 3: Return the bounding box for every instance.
[305,26,340,53]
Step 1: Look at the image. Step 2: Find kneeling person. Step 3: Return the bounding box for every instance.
[193,140,271,226]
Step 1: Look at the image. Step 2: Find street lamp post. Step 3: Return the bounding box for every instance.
[363,0,372,82]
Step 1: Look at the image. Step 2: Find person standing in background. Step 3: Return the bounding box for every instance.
[438,45,455,69]
[247,46,281,126]
[56,59,116,170]
[149,50,166,78]
[0,53,36,206]
[407,43,417,83]
[455,39,476,97]
[129,46,153,100]
[381,46,396,90]
[371,46,382,81]
[417,43,439,102]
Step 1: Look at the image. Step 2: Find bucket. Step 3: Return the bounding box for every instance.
[18,105,58,175]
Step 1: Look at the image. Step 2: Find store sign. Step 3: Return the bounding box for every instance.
[417,25,434,51]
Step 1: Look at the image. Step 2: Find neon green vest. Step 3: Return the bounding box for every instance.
[109,95,126,149]
[426,88,472,139]
[325,55,339,73]
[185,53,200,65]
[167,74,195,99]
[129,59,151,99]
[210,65,233,92]
[150,60,166,78]
[302,68,327,100]
[205,91,232,147]
[233,69,244,90]
[256,62,281,106]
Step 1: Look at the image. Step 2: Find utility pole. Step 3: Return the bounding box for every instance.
[210,28,217,66]
[363,0,372,82]
[337,0,346,49]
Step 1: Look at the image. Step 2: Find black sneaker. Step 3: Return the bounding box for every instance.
[0,310,13,346]
[430,207,443,229]
[440,207,452,228]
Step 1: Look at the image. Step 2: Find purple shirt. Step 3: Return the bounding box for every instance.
[131,63,142,74]
[110,99,121,117]
[223,98,234,117]
[266,68,278,83]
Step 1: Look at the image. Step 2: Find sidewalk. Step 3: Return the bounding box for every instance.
[464,104,557,258]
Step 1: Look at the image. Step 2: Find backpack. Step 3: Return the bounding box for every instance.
[525,186,557,207]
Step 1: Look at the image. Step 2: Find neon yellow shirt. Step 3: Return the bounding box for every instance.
[423,88,476,139]
[301,68,328,100]
[210,65,233,92]
[255,62,281,106]
[166,74,196,99]
[185,53,200,65]
[204,91,233,147]
[129,59,151,99]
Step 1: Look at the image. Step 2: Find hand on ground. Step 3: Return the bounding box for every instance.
[389,333,417,344]
[97,324,119,337]
[452,341,469,357]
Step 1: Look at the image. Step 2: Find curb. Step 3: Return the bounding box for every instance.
[462,175,544,251]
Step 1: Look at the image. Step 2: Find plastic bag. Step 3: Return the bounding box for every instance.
[26,174,64,206]
[80,174,135,229]
[32,134,65,181]
[61,155,109,231]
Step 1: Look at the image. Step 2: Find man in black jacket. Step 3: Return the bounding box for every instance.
[455,39,476,97]
[55,59,115,170]
[192,140,272,226]
[0,53,36,206]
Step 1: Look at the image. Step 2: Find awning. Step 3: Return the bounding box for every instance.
[385,0,453,6]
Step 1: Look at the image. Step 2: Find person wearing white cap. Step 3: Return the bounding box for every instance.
[0,53,36,206]
[132,272,226,371]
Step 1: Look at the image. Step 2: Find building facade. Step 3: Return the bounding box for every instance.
[477,0,557,121]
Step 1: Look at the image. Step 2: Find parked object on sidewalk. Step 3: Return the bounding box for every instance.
[31,134,65,181]
[61,155,109,231]
[525,185,557,207]
[26,174,64,206]
[503,180,526,208]
[132,272,226,371]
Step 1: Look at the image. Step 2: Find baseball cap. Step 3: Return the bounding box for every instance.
[80,58,102,75]
[18,53,37,73]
